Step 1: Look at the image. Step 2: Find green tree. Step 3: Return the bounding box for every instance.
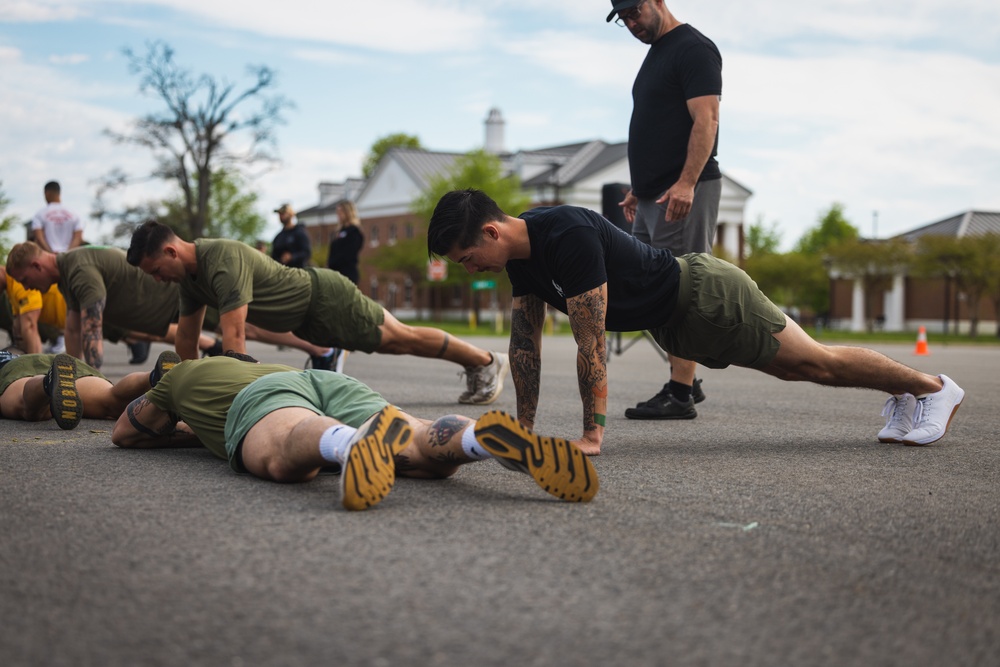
[363,133,422,179]
[825,237,912,332]
[100,41,292,240]
[912,234,1000,337]
[370,149,528,319]
[744,250,829,317]
[0,181,21,259]
[746,215,782,258]
[795,203,859,255]
[168,169,267,242]
[108,169,266,245]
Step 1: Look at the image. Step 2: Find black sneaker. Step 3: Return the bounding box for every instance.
[149,351,182,388]
[46,353,83,430]
[624,392,697,420]
[202,338,224,357]
[308,349,339,372]
[128,340,151,365]
[634,378,705,408]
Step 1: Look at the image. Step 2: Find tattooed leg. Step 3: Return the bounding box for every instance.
[395,414,476,479]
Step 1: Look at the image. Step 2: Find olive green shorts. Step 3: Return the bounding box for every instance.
[293,269,384,353]
[652,254,787,370]
[224,369,389,473]
[0,354,106,396]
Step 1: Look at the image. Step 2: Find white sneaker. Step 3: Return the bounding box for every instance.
[45,335,66,355]
[902,375,965,446]
[877,394,916,443]
[458,352,509,405]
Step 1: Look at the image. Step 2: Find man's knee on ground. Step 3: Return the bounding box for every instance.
[260,457,319,483]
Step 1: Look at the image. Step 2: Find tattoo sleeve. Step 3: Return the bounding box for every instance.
[509,294,545,427]
[566,285,609,435]
[81,298,105,370]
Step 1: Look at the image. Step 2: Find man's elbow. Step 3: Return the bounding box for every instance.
[111,418,138,448]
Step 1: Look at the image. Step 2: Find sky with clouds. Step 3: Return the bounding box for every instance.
[1,0,998,248]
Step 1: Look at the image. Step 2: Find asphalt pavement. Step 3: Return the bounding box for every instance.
[1,334,997,666]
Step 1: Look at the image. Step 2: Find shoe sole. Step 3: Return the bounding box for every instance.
[902,396,965,446]
[152,351,182,386]
[340,406,413,511]
[50,353,83,430]
[624,407,697,420]
[459,354,509,405]
[474,410,599,502]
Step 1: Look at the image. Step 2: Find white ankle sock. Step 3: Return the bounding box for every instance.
[318,424,358,464]
[460,424,491,460]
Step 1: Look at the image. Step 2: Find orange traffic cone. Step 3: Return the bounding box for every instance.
[914,326,930,356]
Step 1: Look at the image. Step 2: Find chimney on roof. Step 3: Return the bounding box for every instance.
[484,107,505,154]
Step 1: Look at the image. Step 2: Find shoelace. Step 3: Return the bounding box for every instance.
[881,396,910,425]
[912,396,932,428]
[459,368,482,393]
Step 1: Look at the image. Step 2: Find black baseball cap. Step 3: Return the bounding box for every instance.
[607,0,642,22]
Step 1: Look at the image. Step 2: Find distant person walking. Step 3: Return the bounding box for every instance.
[326,200,364,285]
[31,181,84,253]
[271,203,312,268]
[607,0,723,421]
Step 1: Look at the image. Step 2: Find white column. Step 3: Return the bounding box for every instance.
[884,274,905,331]
[851,279,865,332]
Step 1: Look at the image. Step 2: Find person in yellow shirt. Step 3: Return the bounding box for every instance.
[2,267,65,353]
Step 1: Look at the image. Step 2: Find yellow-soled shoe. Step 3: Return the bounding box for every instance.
[474,410,599,502]
[340,405,413,511]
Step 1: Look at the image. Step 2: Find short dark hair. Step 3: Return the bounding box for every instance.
[127,220,177,266]
[43,181,60,194]
[427,189,506,258]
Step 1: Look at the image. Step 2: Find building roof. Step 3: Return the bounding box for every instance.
[895,210,1000,242]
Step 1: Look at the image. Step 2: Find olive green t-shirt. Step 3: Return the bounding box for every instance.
[57,247,179,336]
[179,239,313,332]
[145,356,296,460]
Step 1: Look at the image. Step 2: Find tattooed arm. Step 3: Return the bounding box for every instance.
[565,283,608,456]
[80,298,106,370]
[111,395,200,449]
[509,293,546,430]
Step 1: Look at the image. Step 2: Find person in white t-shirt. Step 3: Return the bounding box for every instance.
[31,181,84,253]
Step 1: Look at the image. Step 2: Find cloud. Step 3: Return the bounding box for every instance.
[0,0,85,22]
[48,53,89,65]
[119,0,489,53]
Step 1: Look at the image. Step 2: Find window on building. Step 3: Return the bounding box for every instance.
[369,277,379,301]
[404,278,413,307]
[388,224,397,246]
[405,223,414,239]
[369,225,380,247]
[451,284,463,306]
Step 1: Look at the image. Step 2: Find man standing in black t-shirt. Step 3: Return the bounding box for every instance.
[607,0,723,421]
[427,189,966,458]
[271,203,313,269]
